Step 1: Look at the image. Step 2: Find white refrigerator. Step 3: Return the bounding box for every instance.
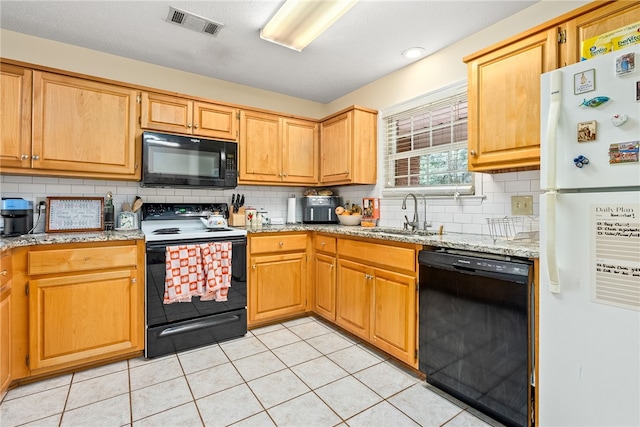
[540,44,640,426]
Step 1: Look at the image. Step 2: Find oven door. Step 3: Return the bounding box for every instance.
[145,236,247,358]
[142,131,237,189]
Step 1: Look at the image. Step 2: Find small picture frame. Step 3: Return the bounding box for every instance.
[615,53,635,76]
[577,120,597,142]
[636,81,640,101]
[46,197,104,232]
[574,69,595,94]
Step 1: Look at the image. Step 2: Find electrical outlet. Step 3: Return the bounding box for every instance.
[36,197,47,207]
[511,195,533,216]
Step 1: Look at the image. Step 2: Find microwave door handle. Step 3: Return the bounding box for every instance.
[310,208,314,221]
[328,208,332,220]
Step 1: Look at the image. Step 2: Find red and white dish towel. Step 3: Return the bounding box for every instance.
[164,242,232,304]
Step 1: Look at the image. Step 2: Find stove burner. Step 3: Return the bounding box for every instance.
[153,227,181,235]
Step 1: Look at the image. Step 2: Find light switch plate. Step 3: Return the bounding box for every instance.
[511,195,533,216]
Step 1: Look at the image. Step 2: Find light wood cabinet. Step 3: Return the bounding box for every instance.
[0,64,31,170]
[320,106,377,185]
[239,110,319,185]
[141,92,238,141]
[248,233,308,326]
[465,29,558,172]
[561,1,640,66]
[1,251,12,398]
[2,71,140,180]
[336,258,370,340]
[335,237,419,367]
[313,235,337,322]
[26,241,144,373]
[464,1,639,173]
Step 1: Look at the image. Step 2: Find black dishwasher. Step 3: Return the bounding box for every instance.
[418,249,533,427]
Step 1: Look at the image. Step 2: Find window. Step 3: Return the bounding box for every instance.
[383,82,473,195]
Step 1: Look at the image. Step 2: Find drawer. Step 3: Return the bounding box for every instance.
[250,233,307,254]
[314,235,337,254]
[28,245,138,275]
[0,252,11,289]
[338,238,416,272]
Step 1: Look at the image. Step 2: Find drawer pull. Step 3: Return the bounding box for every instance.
[1,270,7,276]
[279,242,284,247]
[84,257,90,261]
[321,242,326,246]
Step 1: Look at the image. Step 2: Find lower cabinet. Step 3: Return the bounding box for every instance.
[248,233,308,326]
[334,238,419,367]
[23,240,145,374]
[313,234,337,322]
[1,251,12,398]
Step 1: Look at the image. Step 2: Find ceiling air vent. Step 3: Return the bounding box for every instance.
[166,6,223,37]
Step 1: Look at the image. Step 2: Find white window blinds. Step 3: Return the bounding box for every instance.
[383,83,473,195]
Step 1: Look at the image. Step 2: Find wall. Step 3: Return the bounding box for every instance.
[0,0,588,235]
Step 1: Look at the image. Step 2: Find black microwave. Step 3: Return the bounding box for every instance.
[141,131,237,189]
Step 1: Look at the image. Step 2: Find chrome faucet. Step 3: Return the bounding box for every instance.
[402,193,419,231]
[420,194,431,231]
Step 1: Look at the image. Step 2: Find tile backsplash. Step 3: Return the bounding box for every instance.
[0,170,541,236]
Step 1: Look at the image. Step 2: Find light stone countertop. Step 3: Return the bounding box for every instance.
[0,224,539,259]
[245,224,539,259]
[0,229,145,252]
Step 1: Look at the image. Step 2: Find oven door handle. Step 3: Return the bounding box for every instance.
[157,314,242,337]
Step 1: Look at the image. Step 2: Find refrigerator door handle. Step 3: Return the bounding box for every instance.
[544,70,562,190]
[545,191,561,293]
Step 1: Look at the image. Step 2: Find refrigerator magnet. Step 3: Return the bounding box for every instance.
[609,141,640,164]
[578,120,597,142]
[615,53,635,76]
[611,114,628,127]
[574,69,595,94]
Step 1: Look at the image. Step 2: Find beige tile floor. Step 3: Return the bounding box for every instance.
[0,316,502,427]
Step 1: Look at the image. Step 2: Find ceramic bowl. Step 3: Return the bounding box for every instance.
[337,214,362,226]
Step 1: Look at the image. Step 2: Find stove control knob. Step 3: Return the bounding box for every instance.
[195,206,201,212]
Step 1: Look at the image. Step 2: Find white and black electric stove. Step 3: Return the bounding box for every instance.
[141,202,247,242]
[141,203,247,358]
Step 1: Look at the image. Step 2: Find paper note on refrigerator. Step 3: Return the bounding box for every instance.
[592,204,640,311]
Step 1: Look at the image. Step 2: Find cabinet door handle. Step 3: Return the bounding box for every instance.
[279,242,284,247]
[470,150,477,156]
[330,264,334,269]
[84,257,90,261]
[321,242,325,246]
[194,124,199,129]
[283,173,287,178]
[1,269,7,276]
[21,154,29,160]
[32,155,40,160]
[252,264,256,269]
[131,278,136,284]
[187,123,192,128]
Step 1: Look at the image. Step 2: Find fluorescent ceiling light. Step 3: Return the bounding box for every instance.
[260,0,359,52]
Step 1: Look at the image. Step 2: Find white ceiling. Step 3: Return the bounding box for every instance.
[0,0,538,103]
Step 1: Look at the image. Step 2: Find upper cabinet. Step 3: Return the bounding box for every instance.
[239,110,319,186]
[465,29,558,172]
[141,92,238,141]
[0,68,140,180]
[320,106,377,185]
[0,64,32,170]
[560,1,640,66]
[464,0,639,173]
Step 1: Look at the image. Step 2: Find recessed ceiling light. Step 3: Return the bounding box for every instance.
[402,47,425,59]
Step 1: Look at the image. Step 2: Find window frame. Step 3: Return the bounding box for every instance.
[380,81,475,197]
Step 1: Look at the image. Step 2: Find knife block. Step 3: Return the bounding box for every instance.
[228,207,246,226]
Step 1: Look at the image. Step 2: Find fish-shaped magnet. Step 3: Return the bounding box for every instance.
[580,96,610,108]
[611,114,628,127]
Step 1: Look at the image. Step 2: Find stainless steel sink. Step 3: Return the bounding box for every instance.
[362,227,439,236]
